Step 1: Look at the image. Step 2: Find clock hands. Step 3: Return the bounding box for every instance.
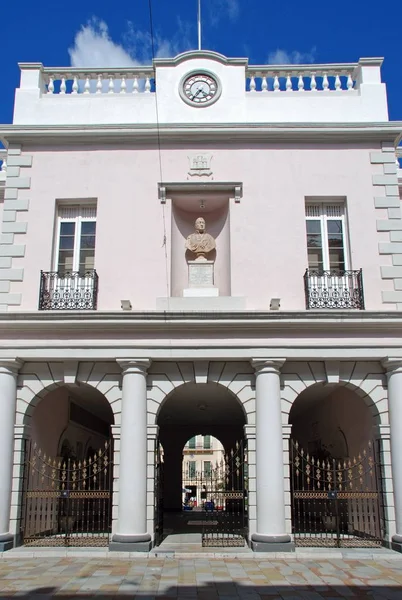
[192,85,209,100]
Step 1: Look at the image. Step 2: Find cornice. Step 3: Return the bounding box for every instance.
[153,50,248,67]
[1,122,402,146]
[1,310,402,333]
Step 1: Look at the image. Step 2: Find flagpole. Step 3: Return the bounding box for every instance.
[198,0,202,50]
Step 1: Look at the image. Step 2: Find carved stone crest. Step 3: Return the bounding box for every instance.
[187,154,213,179]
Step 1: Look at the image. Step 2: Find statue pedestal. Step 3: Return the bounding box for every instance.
[183,260,218,297]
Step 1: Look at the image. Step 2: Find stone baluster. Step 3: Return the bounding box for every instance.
[261,75,268,92]
[323,73,329,91]
[60,77,66,94]
[347,73,354,90]
[145,77,151,93]
[108,77,115,94]
[335,73,342,91]
[286,74,292,92]
[311,73,317,91]
[47,76,54,94]
[72,77,78,94]
[96,75,102,94]
[249,75,256,92]
[1,154,7,173]
[298,74,304,91]
[120,77,126,94]
[84,77,90,94]
[133,76,139,94]
[273,75,280,92]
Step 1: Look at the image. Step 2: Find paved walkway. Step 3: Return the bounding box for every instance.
[1,550,402,599]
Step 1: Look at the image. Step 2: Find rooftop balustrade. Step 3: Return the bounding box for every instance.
[21,58,376,96]
[11,54,388,126]
[42,66,156,95]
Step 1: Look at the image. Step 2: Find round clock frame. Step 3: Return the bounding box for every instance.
[179,70,222,107]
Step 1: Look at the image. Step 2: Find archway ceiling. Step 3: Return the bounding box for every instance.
[289,383,348,421]
[68,384,114,423]
[158,383,245,427]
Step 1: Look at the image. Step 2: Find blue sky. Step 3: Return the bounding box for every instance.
[1,0,401,124]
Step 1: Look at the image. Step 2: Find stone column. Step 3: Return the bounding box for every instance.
[383,359,402,550]
[250,359,293,552]
[0,360,21,551]
[110,359,152,552]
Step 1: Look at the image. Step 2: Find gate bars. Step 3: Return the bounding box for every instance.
[22,440,112,546]
[200,440,248,547]
[290,439,384,547]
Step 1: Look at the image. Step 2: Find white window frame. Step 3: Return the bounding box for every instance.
[305,202,350,272]
[54,204,97,273]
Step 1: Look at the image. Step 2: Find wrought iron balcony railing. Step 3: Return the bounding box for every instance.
[304,269,364,310]
[39,270,99,310]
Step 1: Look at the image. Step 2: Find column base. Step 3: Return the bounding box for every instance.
[391,534,402,553]
[0,534,14,552]
[110,533,152,553]
[251,533,294,553]
[0,540,13,552]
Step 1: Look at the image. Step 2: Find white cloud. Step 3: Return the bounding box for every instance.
[208,0,240,26]
[69,19,139,68]
[267,47,317,65]
[68,17,193,68]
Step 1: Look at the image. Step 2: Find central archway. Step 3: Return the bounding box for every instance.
[156,382,247,545]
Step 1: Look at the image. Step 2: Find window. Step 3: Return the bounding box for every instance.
[204,461,212,477]
[305,203,348,272]
[203,435,211,450]
[188,437,196,449]
[188,461,196,478]
[55,205,97,274]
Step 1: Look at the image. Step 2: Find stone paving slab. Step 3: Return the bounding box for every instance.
[0,556,402,598]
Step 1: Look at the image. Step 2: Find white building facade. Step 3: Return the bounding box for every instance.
[0,51,402,552]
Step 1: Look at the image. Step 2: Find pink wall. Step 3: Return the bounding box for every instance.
[17,142,383,310]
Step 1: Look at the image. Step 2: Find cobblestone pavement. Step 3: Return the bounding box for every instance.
[1,554,402,599]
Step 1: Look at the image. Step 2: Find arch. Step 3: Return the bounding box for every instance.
[148,360,255,427]
[16,361,122,427]
[281,360,387,426]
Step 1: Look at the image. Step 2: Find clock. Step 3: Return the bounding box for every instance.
[180,71,221,107]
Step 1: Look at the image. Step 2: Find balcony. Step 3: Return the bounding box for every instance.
[39,270,98,310]
[304,269,365,310]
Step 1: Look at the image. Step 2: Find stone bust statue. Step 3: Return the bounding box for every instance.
[185,217,216,261]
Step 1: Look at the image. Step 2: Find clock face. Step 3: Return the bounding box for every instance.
[181,72,221,107]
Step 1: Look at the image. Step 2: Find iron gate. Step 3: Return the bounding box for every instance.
[290,439,384,547]
[200,440,248,547]
[21,440,112,546]
[154,439,164,546]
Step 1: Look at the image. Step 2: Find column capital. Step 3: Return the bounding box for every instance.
[251,358,285,375]
[0,358,23,376]
[382,358,402,374]
[117,359,151,375]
